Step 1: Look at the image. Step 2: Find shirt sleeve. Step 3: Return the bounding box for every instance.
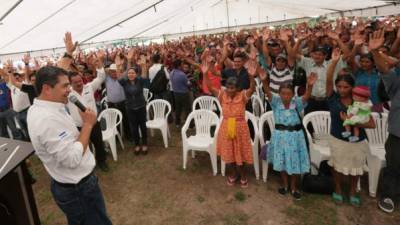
[295,96,305,112]
[118,76,128,87]
[380,69,400,98]
[297,55,309,70]
[88,68,106,92]
[270,94,280,109]
[39,118,85,169]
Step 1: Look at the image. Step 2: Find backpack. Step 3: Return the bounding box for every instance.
[149,66,168,94]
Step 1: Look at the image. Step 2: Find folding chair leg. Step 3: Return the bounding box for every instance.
[161,127,168,148]
[262,160,269,183]
[221,160,226,176]
[210,150,218,176]
[183,149,188,170]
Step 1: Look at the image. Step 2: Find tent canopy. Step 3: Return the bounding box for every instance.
[0,0,389,54]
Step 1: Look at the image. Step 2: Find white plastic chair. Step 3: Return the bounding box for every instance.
[181,110,220,175]
[259,111,274,183]
[192,96,222,116]
[221,111,260,179]
[146,99,171,148]
[365,112,388,197]
[100,97,108,109]
[302,111,331,175]
[97,108,125,161]
[143,88,153,103]
[251,95,264,118]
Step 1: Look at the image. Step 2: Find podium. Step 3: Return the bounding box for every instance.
[0,137,40,225]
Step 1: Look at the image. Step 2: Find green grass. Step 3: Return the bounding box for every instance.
[223,212,250,225]
[234,191,247,202]
[284,194,338,225]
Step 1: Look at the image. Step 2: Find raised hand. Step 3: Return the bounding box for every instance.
[114,52,124,67]
[64,32,78,55]
[368,29,385,51]
[331,48,341,61]
[262,29,271,42]
[258,68,268,81]
[246,60,258,77]
[22,54,31,65]
[200,60,210,74]
[307,72,318,86]
[126,48,135,60]
[352,32,365,46]
[327,30,339,40]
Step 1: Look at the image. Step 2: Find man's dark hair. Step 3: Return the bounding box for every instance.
[35,66,68,95]
[68,71,80,82]
[172,59,182,69]
[152,54,161,63]
[233,52,246,60]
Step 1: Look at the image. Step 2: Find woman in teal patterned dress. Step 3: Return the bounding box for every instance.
[260,69,317,200]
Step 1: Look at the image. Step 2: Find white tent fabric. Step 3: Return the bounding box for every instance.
[0,0,389,54]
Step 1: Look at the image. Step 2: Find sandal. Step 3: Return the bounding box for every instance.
[240,178,248,188]
[141,146,148,155]
[332,192,343,204]
[226,176,238,186]
[134,146,141,155]
[350,196,361,207]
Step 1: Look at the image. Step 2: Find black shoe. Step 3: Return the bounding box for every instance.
[97,162,109,172]
[278,187,289,196]
[292,191,302,200]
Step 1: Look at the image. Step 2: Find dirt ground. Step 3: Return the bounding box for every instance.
[31,126,400,225]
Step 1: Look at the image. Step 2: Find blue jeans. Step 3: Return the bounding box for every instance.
[50,174,113,225]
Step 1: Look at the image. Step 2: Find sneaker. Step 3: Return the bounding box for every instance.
[278,187,289,196]
[292,191,302,200]
[97,162,110,172]
[378,198,395,213]
[341,131,351,138]
[349,136,360,143]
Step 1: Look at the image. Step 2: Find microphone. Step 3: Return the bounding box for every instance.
[69,96,87,112]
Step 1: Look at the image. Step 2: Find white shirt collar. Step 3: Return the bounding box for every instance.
[33,98,66,110]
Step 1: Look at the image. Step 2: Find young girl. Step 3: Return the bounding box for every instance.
[201,58,257,188]
[260,69,317,200]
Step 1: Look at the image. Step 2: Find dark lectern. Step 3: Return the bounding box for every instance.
[0,137,40,225]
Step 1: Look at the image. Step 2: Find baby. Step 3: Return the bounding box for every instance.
[342,86,372,142]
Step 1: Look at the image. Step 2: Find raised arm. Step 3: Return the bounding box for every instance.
[22,54,31,83]
[258,68,272,101]
[369,29,389,74]
[327,31,350,61]
[245,60,257,99]
[326,48,341,97]
[390,28,400,55]
[57,32,78,72]
[301,72,317,103]
[200,59,219,97]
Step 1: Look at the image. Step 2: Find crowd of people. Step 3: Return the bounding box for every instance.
[0,15,400,224]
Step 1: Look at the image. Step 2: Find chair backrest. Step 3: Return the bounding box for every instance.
[251,95,264,117]
[258,111,274,145]
[147,99,171,120]
[143,88,153,103]
[302,111,331,139]
[192,96,222,114]
[100,97,108,109]
[365,112,388,146]
[97,108,122,131]
[245,111,259,144]
[186,110,220,137]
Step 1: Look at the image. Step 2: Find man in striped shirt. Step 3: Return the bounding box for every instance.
[266,53,294,94]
